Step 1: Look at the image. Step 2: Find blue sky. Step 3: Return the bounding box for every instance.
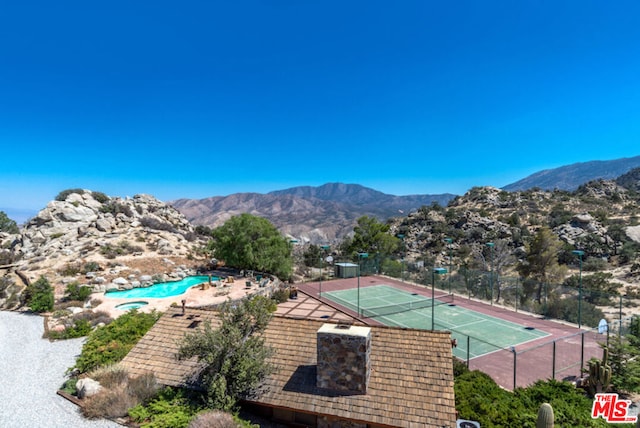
[2,1,640,219]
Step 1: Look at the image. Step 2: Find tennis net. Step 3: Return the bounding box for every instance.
[361,294,454,318]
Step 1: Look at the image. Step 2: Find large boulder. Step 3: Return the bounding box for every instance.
[76,378,102,399]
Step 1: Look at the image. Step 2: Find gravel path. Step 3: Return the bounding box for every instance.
[0,311,120,428]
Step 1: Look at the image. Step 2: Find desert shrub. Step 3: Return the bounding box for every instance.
[583,257,609,272]
[74,310,113,327]
[101,241,144,259]
[54,300,87,310]
[0,210,19,234]
[188,410,240,428]
[91,191,110,203]
[0,276,13,299]
[543,297,604,328]
[270,287,289,304]
[140,216,177,233]
[25,275,54,312]
[55,188,84,201]
[271,287,289,303]
[64,282,93,302]
[99,201,133,217]
[88,363,130,389]
[83,261,101,273]
[0,248,16,265]
[59,262,82,277]
[74,310,161,373]
[195,225,212,236]
[127,372,160,404]
[80,368,159,420]
[82,385,139,419]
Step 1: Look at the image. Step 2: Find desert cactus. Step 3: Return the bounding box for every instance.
[536,403,554,428]
[586,346,612,396]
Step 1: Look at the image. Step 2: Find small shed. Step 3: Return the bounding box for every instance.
[334,262,358,278]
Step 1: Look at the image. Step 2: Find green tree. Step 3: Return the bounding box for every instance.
[517,227,566,302]
[564,272,621,305]
[303,244,322,268]
[178,295,276,411]
[64,281,93,302]
[345,216,400,257]
[24,275,54,312]
[0,210,19,234]
[208,214,292,280]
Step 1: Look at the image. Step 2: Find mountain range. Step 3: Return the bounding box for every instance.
[170,183,455,243]
[502,155,640,191]
[5,156,640,240]
[171,156,640,242]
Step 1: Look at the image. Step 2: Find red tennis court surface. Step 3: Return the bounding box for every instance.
[289,275,605,390]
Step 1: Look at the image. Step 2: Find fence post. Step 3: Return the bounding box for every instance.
[515,278,518,313]
[580,332,585,377]
[552,341,556,380]
[512,347,517,390]
[619,296,623,337]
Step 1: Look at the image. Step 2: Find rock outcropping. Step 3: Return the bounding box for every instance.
[0,190,206,309]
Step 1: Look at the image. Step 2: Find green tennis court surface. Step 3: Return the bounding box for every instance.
[324,285,549,359]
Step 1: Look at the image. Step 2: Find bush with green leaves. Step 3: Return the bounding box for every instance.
[0,210,19,234]
[48,318,93,340]
[99,201,133,217]
[55,188,85,201]
[100,240,144,259]
[64,281,93,302]
[129,387,201,428]
[91,191,110,203]
[270,287,289,304]
[24,275,54,312]
[455,368,617,427]
[74,310,161,373]
[542,296,604,328]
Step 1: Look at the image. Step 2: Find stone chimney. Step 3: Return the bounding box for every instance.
[316,323,371,394]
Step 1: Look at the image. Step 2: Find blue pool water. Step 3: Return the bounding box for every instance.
[105,275,216,299]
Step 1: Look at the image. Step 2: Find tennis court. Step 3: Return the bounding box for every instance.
[323,284,549,359]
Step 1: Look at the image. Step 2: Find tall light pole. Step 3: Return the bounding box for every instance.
[486,242,494,306]
[319,245,330,299]
[397,234,405,282]
[357,252,368,316]
[289,239,299,281]
[444,237,453,293]
[573,250,585,329]
[432,267,448,330]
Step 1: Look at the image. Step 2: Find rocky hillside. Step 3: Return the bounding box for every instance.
[0,190,208,309]
[387,179,640,287]
[171,182,455,243]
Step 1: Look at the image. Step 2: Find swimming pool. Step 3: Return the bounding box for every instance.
[105,275,217,299]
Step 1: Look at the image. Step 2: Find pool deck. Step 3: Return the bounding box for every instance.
[94,273,267,318]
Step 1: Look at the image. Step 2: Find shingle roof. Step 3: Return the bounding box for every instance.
[122,306,457,428]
